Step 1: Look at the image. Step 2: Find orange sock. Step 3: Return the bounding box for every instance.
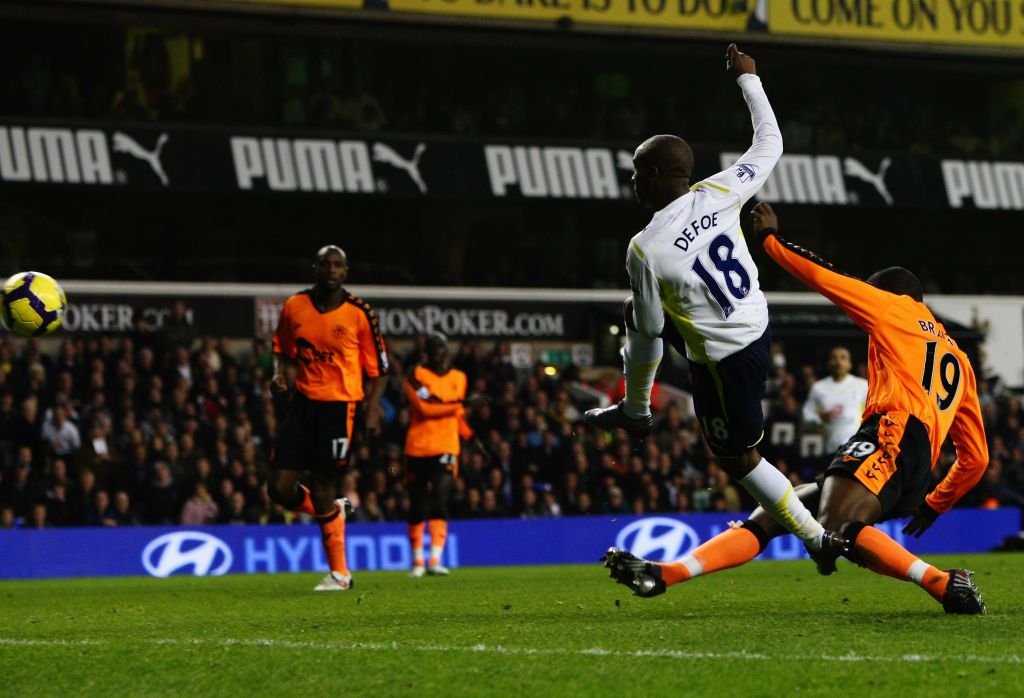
[409,522,425,565]
[427,519,448,566]
[851,525,949,602]
[657,527,760,586]
[295,484,315,516]
[316,505,349,577]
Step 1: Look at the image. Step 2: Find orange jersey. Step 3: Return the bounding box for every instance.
[272,290,388,402]
[762,233,988,513]
[404,366,473,458]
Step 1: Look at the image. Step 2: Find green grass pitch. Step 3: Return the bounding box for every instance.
[2,554,1023,696]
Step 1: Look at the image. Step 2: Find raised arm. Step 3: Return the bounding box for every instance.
[698,44,782,204]
[753,202,891,333]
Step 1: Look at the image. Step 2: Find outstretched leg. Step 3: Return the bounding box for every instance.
[822,474,985,614]
[659,483,821,586]
[604,483,820,597]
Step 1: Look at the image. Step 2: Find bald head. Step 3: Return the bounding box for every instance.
[634,135,694,180]
[312,245,348,292]
[316,245,347,265]
[632,135,695,209]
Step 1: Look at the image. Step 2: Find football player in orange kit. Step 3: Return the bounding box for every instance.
[267,245,388,591]
[404,332,486,577]
[604,204,988,614]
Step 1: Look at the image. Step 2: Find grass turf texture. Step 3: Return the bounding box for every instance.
[2,554,1023,696]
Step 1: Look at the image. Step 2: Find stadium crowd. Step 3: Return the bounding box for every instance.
[2,326,1023,530]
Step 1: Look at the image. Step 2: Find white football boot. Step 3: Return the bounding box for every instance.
[313,571,353,591]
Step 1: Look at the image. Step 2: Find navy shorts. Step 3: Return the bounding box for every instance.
[272,392,356,472]
[672,326,770,457]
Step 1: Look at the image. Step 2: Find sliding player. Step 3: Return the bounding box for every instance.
[604,204,988,614]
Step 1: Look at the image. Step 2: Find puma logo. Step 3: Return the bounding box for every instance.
[372,142,427,193]
[112,132,169,186]
[843,157,893,206]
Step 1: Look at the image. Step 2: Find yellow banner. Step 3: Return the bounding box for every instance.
[770,0,1024,48]
[388,0,755,33]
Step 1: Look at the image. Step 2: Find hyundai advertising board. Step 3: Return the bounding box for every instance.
[1,509,1018,580]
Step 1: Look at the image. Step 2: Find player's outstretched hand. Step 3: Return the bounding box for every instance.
[726,43,756,78]
[271,372,288,393]
[751,201,778,235]
[902,502,939,538]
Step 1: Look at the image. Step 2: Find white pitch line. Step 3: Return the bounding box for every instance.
[0,638,1021,666]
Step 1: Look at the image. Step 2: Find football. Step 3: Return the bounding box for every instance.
[0,271,68,337]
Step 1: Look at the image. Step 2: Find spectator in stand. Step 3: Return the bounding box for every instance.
[107,490,137,526]
[143,461,181,524]
[181,481,219,525]
[161,301,197,357]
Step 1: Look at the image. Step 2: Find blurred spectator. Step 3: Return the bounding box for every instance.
[161,301,197,355]
[110,71,151,121]
[107,490,138,526]
[180,481,219,525]
[40,403,81,457]
[143,461,181,524]
[341,82,387,131]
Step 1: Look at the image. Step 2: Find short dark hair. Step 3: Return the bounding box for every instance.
[866,266,923,301]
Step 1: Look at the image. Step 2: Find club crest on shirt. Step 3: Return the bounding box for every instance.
[734,163,757,182]
[332,325,348,339]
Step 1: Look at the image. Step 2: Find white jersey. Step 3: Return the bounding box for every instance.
[802,374,870,453]
[627,74,781,364]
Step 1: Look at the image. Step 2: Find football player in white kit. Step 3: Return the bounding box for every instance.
[802,347,869,454]
[595,45,844,587]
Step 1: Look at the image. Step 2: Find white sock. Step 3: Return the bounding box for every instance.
[413,552,424,566]
[906,559,929,585]
[429,545,444,565]
[679,555,703,579]
[740,459,824,550]
[621,325,662,418]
